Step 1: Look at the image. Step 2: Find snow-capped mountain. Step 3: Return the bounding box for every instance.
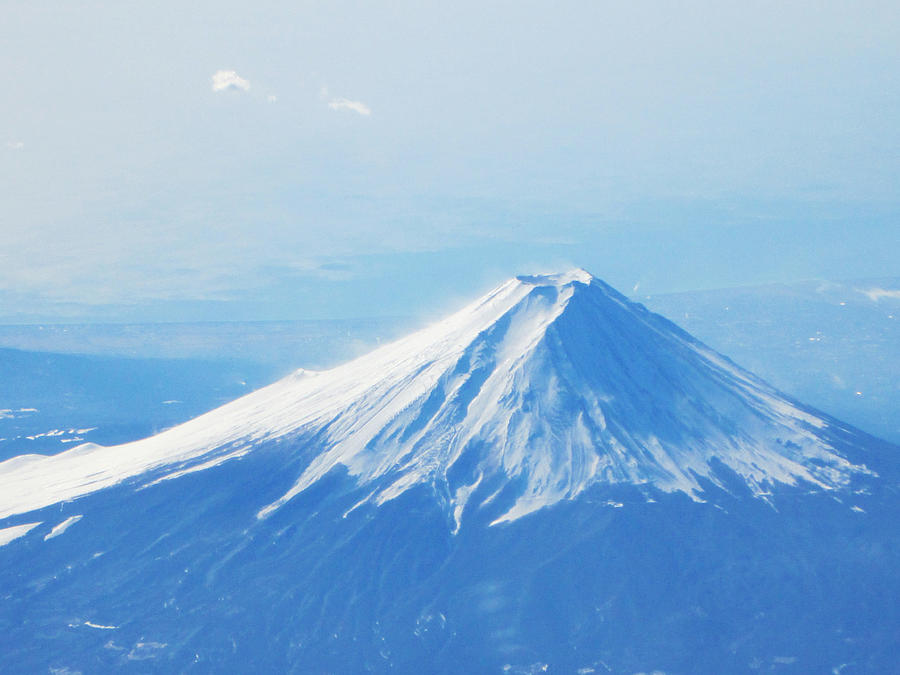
[0,270,896,674]
[0,270,870,528]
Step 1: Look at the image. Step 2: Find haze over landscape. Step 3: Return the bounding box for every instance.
[2,2,898,673]
[3,1,899,323]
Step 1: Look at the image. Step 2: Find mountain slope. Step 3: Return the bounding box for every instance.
[0,270,896,674]
[0,270,872,528]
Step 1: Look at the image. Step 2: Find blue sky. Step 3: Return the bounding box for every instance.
[2,1,898,322]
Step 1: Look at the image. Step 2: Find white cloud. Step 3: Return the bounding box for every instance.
[6,140,24,150]
[267,94,278,103]
[328,97,371,116]
[211,70,250,93]
[859,287,900,302]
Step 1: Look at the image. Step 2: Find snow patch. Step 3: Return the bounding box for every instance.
[85,621,116,630]
[145,447,250,486]
[0,408,38,419]
[44,515,83,540]
[0,521,41,546]
[127,641,168,660]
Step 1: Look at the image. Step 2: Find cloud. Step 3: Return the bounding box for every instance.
[328,98,371,116]
[267,94,278,103]
[859,287,900,302]
[211,70,250,93]
[6,140,24,150]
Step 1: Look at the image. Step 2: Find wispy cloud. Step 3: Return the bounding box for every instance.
[6,140,24,150]
[859,287,900,302]
[211,70,250,93]
[328,98,371,116]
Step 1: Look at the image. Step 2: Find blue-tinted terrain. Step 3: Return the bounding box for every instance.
[0,347,278,461]
[2,278,896,460]
[0,275,897,674]
[0,318,407,461]
[644,277,900,443]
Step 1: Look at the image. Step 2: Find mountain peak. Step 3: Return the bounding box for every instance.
[515,268,594,287]
[250,268,869,528]
[0,271,872,529]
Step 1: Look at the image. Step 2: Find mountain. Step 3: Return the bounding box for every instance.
[0,270,897,674]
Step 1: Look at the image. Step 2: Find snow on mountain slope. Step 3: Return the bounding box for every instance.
[0,270,871,527]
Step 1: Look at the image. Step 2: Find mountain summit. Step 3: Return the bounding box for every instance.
[0,269,869,529]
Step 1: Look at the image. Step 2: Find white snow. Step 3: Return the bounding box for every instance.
[145,447,251,486]
[0,521,41,547]
[26,429,68,440]
[44,515,83,540]
[81,620,117,630]
[0,408,38,419]
[0,269,871,528]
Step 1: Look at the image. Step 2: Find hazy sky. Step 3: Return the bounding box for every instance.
[2,1,898,322]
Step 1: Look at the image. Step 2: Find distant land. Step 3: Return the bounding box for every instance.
[644,276,900,443]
